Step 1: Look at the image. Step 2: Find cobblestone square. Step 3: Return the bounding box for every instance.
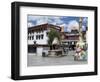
[27,51,87,66]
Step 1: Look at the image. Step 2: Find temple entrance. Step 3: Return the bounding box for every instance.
[28,45,37,53]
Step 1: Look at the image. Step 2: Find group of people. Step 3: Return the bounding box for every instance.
[74,42,87,61]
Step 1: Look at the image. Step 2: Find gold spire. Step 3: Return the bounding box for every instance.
[79,17,82,32]
[79,17,83,41]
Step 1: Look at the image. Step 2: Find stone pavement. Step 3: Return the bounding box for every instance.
[27,51,87,66]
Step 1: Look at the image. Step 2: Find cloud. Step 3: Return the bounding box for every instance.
[28,15,64,26]
[82,25,86,31]
[36,17,48,25]
[60,23,68,27]
[28,22,35,27]
[83,17,87,23]
[28,15,43,21]
[67,20,79,31]
[83,17,88,26]
[52,17,63,25]
[27,16,87,32]
[59,23,68,32]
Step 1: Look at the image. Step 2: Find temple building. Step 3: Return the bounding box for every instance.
[28,23,61,56]
[28,23,87,56]
[61,30,80,50]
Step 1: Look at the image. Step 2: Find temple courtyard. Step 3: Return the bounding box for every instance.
[27,51,87,66]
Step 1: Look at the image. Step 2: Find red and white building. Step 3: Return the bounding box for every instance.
[28,23,87,56]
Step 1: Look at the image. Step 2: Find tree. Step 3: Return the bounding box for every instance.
[48,28,61,50]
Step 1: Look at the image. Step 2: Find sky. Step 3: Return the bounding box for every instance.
[27,15,88,32]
